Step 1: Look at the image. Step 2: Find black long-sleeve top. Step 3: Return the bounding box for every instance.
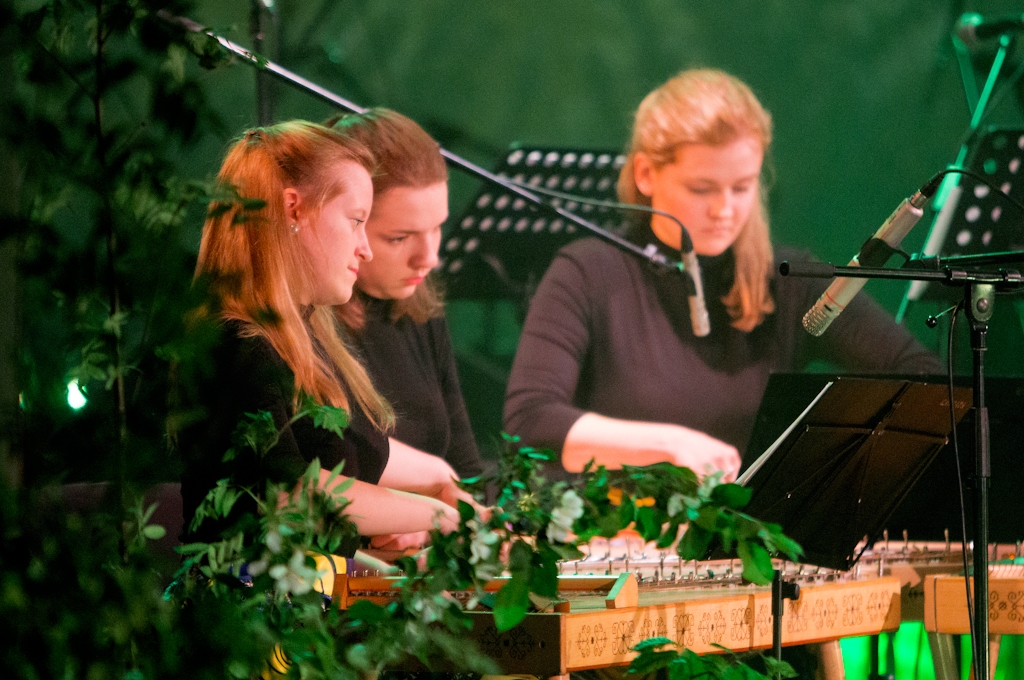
[178,321,389,549]
[504,234,942,472]
[350,294,483,478]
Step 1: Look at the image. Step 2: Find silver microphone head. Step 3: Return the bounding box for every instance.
[802,303,835,337]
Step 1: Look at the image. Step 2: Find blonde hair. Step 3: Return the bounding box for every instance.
[327,109,446,330]
[618,69,775,332]
[195,120,394,430]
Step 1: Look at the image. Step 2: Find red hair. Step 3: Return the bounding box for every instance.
[195,121,393,429]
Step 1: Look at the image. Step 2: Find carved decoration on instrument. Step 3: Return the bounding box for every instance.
[990,592,1000,621]
[478,626,535,661]
[867,591,883,622]
[673,612,695,647]
[638,616,667,642]
[825,598,839,629]
[697,610,727,645]
[786,598,809,634]
[811,597,839,630]
[1006,591,1024,622]
[576,625,592,658]
[755,604,772,637]
[593,624,608,656]
[729,605,753,643]
[611,620,636,655]
[841,593,864,627]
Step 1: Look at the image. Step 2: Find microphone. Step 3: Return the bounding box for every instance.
[956,12,1024,46]
[802,175,943,336]
[680,248,711,337]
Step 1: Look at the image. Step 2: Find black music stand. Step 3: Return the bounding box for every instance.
[738,376,972,571]
[439,146,628,300]
[905,127,1024,306]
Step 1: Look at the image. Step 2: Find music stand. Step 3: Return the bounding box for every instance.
[738,376,972,571]
[905,127,1024,305]
[439,146,628,299]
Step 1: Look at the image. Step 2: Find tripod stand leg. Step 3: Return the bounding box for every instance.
[966,634,1001,680]
[817,640,845,680]
[928,632,958,680]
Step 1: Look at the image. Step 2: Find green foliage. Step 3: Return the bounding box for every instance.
[3,1,804,677]
[628,637,798,680]
[446,435,802,636]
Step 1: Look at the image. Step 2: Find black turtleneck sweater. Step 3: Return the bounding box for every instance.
[503,235,942,473]
[350,295,483,478]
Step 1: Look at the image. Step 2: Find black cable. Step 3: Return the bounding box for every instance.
[945,300,980,679]
[504,178,697,252]
[934,167,1024,216]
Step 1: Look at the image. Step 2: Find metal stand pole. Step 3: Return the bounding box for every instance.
[772,568,800,678]
[966,283,994,680]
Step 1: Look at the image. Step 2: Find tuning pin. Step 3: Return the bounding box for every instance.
[945,529,951,553]
[903,529,909,553]
[883,529,889,552]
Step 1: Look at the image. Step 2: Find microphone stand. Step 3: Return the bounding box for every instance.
[154,11,704,308]
[896,32,1016,322]
[782,253,1024,680]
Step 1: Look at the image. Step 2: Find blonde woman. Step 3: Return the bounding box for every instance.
[504,69,939,480]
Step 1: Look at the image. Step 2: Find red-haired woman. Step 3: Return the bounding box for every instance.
[179,121,465,550]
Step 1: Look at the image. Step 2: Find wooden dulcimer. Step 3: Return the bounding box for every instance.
[334,560,902,676]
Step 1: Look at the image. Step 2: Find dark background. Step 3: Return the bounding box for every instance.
[133,1,1024,454]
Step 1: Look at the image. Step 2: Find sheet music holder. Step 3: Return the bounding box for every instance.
[737,376,971,571]
[908,127,1024,304]
[439,146,628,299]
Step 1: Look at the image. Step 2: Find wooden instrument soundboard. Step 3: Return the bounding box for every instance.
[924,563,1024,635]
[335,557,902,676]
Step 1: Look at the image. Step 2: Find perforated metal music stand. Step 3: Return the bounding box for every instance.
[907,127,1024,304]
[739,376,972,571]
[439,146,629,299]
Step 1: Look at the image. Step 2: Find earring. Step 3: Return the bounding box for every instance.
[290,223,299,234]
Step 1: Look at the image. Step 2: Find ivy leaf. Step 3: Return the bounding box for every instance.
[493,574,530,631]
[546,541,584,561]
[763,656,799,678]
[300,392,349,438]
[529,547,559,598]
[507,540,533,577]
[232,411,279,457]
[710,483,752,509]
[635,506,661,541]
[457,500,476,523]
[736,540,774,585]
[677,524,713,560]
[629,648,679,675]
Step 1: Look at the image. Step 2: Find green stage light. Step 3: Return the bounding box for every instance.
[67,379,87,410]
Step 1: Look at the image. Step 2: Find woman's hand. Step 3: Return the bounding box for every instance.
[563,413,741,481]
[369,531,430,551]
[435,477,492,521]
[665,428,741,482]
